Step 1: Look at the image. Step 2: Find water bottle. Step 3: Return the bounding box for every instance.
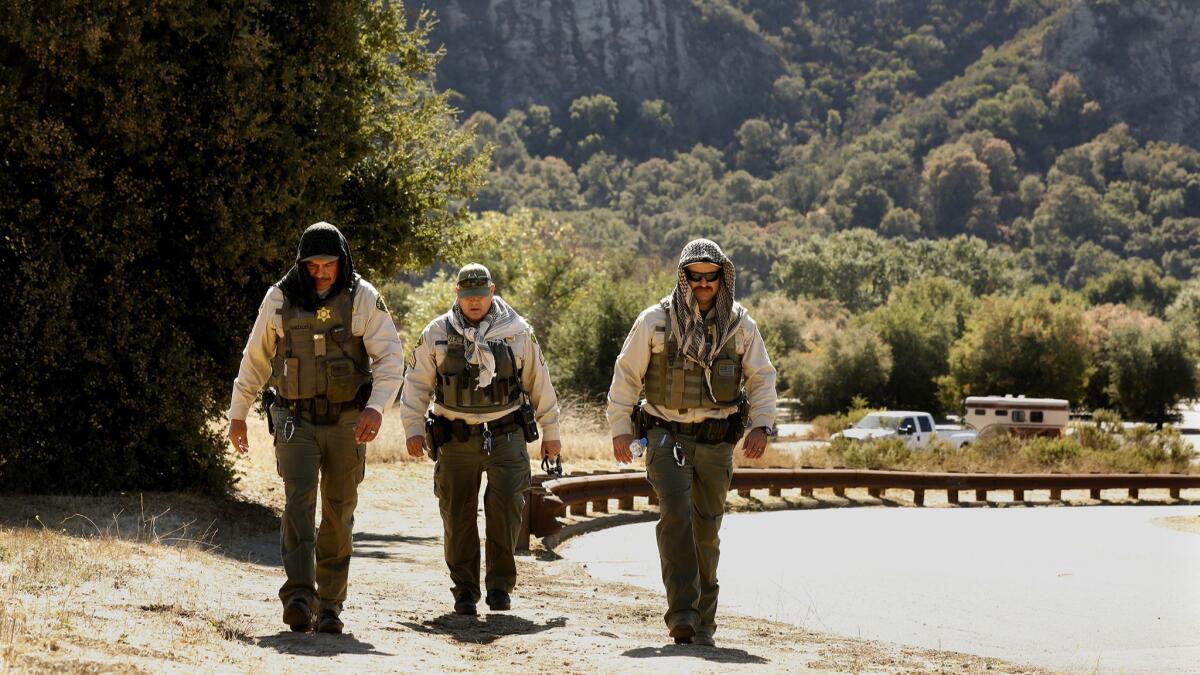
[618,437,648,469]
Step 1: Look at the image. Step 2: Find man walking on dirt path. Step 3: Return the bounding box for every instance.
[400,263,562,617]
[607,238,777,647]
[227,221,405,634]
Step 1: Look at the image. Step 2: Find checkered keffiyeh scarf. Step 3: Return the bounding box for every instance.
[661,239,745,370]
[449,296,527,389]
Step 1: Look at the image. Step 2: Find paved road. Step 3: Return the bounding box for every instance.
[563,505,1200,673]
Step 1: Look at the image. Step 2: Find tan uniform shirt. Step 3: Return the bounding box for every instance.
[400,311,562,442]
[227,280,405,420]
[607,304,777,438]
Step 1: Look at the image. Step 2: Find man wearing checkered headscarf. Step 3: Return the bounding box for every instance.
[606,238,778,647]
[664,238,743,375]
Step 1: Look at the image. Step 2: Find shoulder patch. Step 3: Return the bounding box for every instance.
[376,295,389,313]
[405,333,423,370]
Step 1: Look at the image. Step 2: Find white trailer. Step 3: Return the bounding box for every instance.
[964,395,1069,437]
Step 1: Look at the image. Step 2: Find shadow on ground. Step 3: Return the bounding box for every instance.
[0,492,280,564]
[398,612,567,644]
[622,644,769,664]
[257,630,392,656]
[351,531,439,560]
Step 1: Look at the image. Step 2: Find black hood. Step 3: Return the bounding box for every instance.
[276,221,358,311]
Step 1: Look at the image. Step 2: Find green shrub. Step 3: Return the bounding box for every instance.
[966,430,1025,465]
[0,2,485,493]
[545,265,673,398]
[1116,426,1195,472]
[829,436,912,469]
[1023,436,1083,468]
[1092,408,1124,433]
[1071,422,1119,453]
[809,396,878,437]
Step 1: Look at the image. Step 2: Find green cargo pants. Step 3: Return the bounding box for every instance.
[644,426,735,636]
[272,405,366,614]
[434,429,531,602]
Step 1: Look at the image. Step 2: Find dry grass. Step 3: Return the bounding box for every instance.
[0,522,259,670]
[811,425,1198,474]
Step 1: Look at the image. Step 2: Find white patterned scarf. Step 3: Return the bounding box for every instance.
[661,238,745,375]
[449,295,528,388]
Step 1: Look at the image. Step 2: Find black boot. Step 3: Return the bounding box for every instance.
[453,591,477,616]
[282,596,313,632]
[485,589,511,611]
[316,609,344,634]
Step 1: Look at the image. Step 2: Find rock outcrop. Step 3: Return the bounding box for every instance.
[1043,0,1200,147]
[429,0,785,142]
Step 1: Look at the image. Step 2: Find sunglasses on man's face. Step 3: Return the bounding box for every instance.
[684,269,721,283]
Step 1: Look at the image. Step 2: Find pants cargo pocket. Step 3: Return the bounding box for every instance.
[356,443,367,485]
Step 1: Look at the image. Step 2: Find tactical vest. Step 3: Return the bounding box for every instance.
[434,320,522,414]
[270,288,371,403]
[645,319,742,411]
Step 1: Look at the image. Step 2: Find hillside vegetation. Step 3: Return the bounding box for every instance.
[397,0,1200,421]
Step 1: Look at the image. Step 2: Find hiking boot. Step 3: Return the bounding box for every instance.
[485,589,511,611]
[316,609,344,634]
[669,623,695,644]
[694,630,716,647]
[282,596,313,632]
[453,591,477,616]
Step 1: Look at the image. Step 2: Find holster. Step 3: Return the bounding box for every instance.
[353,382,373,411]
[261,387,278,436]
[518,401,540,443]
[631,403,648,439]
[450,418,472,443]
[722,394,751,444]
[425,413,451,460]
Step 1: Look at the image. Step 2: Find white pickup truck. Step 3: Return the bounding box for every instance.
[832,411,976,449]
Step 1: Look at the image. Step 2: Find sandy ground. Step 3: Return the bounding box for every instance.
[0,440,1046,673]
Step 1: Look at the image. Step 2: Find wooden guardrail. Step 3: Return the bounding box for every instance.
[518,468,1200,549]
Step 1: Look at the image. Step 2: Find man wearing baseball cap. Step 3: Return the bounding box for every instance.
[400,263,562,616]
[227,221,405,633]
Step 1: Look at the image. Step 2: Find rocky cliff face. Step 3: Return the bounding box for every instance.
[429,0,785,141]
[1043,0,1200,147]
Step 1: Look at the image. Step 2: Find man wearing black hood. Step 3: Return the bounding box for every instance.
[227,221,404,634]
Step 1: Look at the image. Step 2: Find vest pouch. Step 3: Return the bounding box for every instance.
[282,357,301,399]
[324,358,358,403]
[439,372,460,408]
[709,357,741,405]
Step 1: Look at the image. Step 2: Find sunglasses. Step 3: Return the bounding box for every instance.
[684,270,721,283]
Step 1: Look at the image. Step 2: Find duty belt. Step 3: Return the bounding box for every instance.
[279,396,349,425]
[643,411,737,445]
[643,413,711,437]
[436,410,522,440]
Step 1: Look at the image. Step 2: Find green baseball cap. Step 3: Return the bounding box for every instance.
[456,263,492,297]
